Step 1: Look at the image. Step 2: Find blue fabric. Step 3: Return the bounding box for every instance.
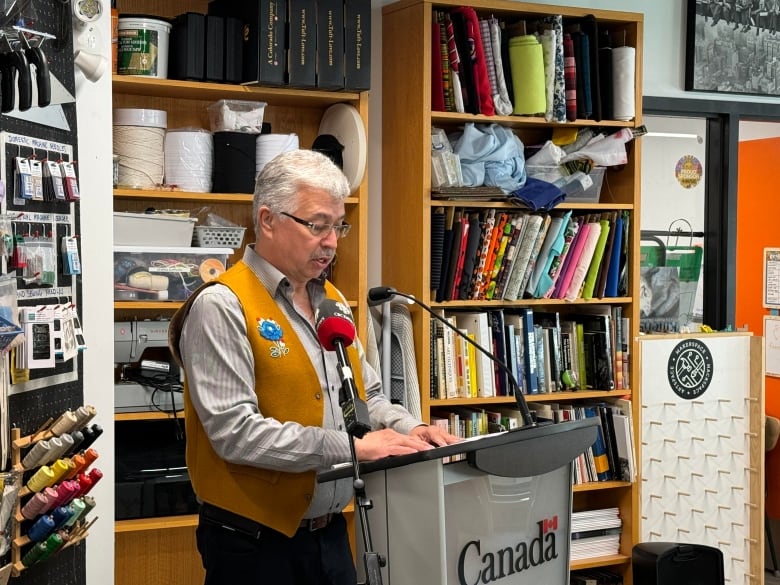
[450,123,526,192]
[508,177,565,211]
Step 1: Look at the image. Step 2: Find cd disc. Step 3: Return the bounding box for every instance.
[199,258,226,282]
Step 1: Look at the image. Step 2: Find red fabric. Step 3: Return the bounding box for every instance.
[563,33,577,122]
[452,7,495,116]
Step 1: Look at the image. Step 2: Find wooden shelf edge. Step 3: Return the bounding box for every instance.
[431,111,637,129]
[570,553,631,571]
[429,200,634,211]
[115,410,184,422]
[573,480,632,493]
[116,514,199,533]
[114,189,360,205]
[430,297,633,309]
[114,301,183,310]
[428,391,632,408]
[112,75,363,106]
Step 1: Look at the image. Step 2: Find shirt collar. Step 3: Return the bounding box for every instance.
[242,244,327,303]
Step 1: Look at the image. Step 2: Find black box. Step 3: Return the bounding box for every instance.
[168,12,205,81]
[344,0,370,90]
[224,16,244,83]
[209,0,287,86]
[316,0,344,89]
[288,0,316,87]
[632,542,724,585]
[206,15,225,81]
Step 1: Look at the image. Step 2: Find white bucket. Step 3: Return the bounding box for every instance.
[117,16,172,78]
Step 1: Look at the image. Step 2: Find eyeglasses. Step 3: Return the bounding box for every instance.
[279,212,351,239]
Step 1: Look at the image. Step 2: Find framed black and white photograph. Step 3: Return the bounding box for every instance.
[685,0,780,95]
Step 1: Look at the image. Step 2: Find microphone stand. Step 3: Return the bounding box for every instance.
[331,341,385,585]
[379,290,536,429]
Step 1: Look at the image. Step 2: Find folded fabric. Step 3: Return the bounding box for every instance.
[488,18,514,116]
[451,123,526,191]
[538,14,566,123]
[508,35,547,115]
[453,7,495,116]
[508,177,565,211]
[537,29,556,122]
[562,127,633,166]
[563,33,577,121]
[525,140,565,166]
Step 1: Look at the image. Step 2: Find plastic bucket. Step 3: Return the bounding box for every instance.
[117,16,171,78]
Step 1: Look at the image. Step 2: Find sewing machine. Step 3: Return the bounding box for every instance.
[114,321,183,413]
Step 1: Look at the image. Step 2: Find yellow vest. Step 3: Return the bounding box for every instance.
[170,261,366,537]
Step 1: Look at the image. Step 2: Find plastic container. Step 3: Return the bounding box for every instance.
[113,212,196,246]
[193,226,246,248]
[525,165,606,203]
[113,246,233,301]
[208,100,267,134]
[117,15,172,78]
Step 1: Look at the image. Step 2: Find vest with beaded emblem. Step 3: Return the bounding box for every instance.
[171,260,366,537]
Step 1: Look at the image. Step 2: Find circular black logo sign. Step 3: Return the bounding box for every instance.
[667,339,714,399]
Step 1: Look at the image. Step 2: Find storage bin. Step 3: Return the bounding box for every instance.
[114,212,196,246]
[525,165,606,203]
[193,226,246,248]
[208,99,267,133]
[113,246,232,301]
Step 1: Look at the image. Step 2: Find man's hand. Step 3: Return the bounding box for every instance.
[354,428,434,461]
[409,424,462,447]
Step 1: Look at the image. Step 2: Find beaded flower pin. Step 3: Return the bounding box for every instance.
[257,318,289,358]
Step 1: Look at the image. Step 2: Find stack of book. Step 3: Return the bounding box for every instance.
[570,569,623,585]
[569,507,622,561]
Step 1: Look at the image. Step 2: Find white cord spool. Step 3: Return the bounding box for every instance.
[164,128,214,192]
[113,108,167,188]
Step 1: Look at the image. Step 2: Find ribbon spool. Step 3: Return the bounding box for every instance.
[164,129,214,193]
[212,132,259,194]
[255,133,299,175]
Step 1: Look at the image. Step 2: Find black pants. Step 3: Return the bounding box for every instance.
[196,507,357,585]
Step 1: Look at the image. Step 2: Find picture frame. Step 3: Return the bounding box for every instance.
[685,0,780,96]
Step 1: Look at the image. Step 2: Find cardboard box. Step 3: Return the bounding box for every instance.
[113,246,232,301]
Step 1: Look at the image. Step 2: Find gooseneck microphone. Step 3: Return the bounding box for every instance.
[315,299,372,438]
[367,286,536,429]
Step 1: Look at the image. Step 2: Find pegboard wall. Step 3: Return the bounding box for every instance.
[639,334,764,585]
[0,0,88,583]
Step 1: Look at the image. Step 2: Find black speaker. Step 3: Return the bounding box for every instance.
[632,542,724,585]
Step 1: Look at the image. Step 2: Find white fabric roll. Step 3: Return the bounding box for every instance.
[164,130,214,192]
[256,133,299,173]
[612,46,636,122]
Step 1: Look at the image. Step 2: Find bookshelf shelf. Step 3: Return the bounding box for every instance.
[382,0,642,581]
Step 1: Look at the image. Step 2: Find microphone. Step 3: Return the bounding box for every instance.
[367,286,535,428]
[315,299,372,438]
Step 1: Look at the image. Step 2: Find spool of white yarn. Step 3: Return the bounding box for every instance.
[113,108,167,188]
[164,129,214,192]
[256,133,299,174]
[612,46,636,122]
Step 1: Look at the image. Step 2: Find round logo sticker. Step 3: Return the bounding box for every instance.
[674,155,703,189]
[667,339,713,399]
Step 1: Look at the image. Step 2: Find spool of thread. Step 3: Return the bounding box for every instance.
[65,431,84,456]
[22,439,51,469]
[51,505,73,529]
[113,108,167,188]
[164,129,214,192]
[74,495,96,523]
[27,515,55,542]
[47,460,71,486]
[49,434,75,463]
[64,454,86,480]
[38,532,64,562]
[65,498,86,527]
[38,487,59,514]
[51,480,79,509]
[83,468,103,495]
[73,474,93,499]
[50,410,78,436]
[73,405,97,429]
[21,542,48,567]
[255,133,299,175]
[612,46,636,121]
[212,131,259,193]
[40,437,63,466]
[21,492,50,520]
[80,425,103,451]
[27,466,55,493]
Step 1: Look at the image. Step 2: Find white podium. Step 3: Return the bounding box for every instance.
[319,419,598,585]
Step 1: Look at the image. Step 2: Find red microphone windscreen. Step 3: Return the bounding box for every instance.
[315,299,356,351]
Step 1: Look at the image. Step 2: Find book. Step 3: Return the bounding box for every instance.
[288,0,316,87]
[518,214,552,298]
[526,211,571,298]
[576,308,614,391]
[435,208,456,302]
[565,218,602,300]
[597,403,620,482]
[604,212,624,297]
[488,310,510,395]
[583,405,612,481]
[454,312,495,397]
[611,306,623,389]
[516,308,539,394]
[316,0,345,89]
[344,0,371,90]
[457,212,484,300]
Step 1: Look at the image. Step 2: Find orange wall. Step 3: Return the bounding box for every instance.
[737,137,780,516]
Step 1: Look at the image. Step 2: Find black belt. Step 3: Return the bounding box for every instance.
[200,503,336,538]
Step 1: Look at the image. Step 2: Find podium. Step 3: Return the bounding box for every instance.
[319,419,598,585]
